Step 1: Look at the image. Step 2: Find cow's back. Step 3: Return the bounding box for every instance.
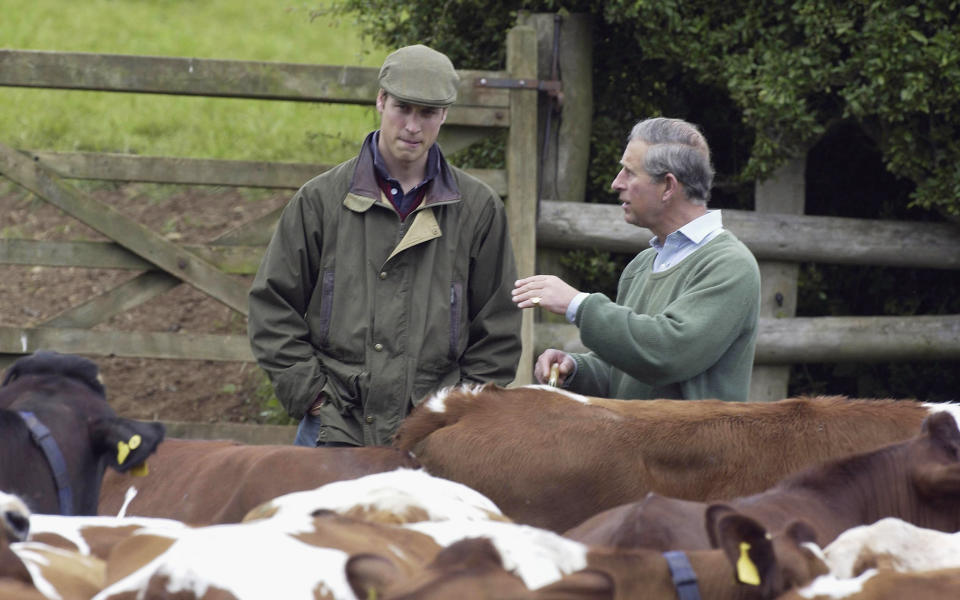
[98,438,421,524]
[394,385,938,532]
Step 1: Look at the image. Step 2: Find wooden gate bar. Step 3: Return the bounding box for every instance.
[0,143,250,314]
[0,49,509,127]
[0,326,252,362]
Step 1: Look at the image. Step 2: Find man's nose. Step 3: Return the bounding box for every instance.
[404,115,423,132]
[611,171,624,190]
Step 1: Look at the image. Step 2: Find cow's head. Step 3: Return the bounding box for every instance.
[910,411,960,498]
[0,351,164,515]
[0,491,30,544]
[706,504,828,598]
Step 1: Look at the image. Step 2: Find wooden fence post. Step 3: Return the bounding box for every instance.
[751,158,806,401]
[517,12,594,336]
[506,25,538,385]
[516,12,593,206]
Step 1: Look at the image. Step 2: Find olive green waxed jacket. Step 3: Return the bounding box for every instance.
[247,134,522,446]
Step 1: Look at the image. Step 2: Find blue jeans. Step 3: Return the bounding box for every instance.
[293,414,322,447]
[293,415,354,447]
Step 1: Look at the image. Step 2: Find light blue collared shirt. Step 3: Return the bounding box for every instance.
[651,209,724,272]
[564,210,725,323]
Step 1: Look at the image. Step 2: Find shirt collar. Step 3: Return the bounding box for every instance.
[650,210,723,249]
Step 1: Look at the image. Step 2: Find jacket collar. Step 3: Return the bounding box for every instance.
[345,131,461,213]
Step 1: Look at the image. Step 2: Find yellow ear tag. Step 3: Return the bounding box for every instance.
[737,542,761,586]
[131,462,149,477]
[127,434,142,450]
[117,440,130,465]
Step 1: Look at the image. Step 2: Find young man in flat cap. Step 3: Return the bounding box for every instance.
[248,45,522,447]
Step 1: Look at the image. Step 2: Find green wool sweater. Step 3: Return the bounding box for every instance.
[568,231,760,401]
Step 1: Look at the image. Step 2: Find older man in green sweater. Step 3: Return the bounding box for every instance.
[513,117,760,401]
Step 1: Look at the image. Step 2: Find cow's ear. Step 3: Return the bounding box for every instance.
[346,553,402,599]
[912,462,960,496]
[89,418,165,472]
[911,413,960,496]
[921,411,960,444]
[705,503,739,548]
[783,519,818,546]
[711,510,775,588]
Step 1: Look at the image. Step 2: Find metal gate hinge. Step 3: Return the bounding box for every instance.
[475,77,562,92]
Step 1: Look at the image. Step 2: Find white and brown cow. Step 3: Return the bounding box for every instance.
[350,511,828,599]
[820,517,960,579]
[779,567,960,600]
[393,384,959,532]
[93,511,443,600]
[0,491,142,600]
[243,467,507,525]
[564,411,960,555]
[0,351,165,516]
[98,438,421,525]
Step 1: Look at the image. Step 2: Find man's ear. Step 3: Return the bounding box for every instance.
[440,107,448,125]
[661,172,679,202]
[376,89,386,113]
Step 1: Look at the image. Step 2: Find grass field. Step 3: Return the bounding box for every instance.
[0,0,387,163]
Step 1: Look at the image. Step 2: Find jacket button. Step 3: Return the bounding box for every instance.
[374,343,383,351]
[379,271,387,280]
[365,415,374,424]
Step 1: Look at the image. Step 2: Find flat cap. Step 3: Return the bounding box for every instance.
[378,44,459,107]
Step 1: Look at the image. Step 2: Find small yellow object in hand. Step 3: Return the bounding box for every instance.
[736,541,761,586]
[548,363,560,387]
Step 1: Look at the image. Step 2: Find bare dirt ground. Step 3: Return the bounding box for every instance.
[0,180,292,425]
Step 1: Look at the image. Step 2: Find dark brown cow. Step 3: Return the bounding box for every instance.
[393,384,956,532]
[0,351,164,516]
[565,412,960,555]
[98,437,421,524]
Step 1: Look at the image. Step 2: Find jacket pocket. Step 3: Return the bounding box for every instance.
[448,281,463,360]
[315,269,335,346]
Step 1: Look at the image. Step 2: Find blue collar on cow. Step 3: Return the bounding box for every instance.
[18,410,74,515]
[663,550,702,600]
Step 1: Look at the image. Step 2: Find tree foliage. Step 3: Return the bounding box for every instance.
[324,0,960,217]
[322,0,960,399]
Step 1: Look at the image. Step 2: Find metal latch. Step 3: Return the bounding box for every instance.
[475,77,562,92]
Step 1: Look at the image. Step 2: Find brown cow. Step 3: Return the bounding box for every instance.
[348,512,828,599]
[393,384,958,532]
[564,411,960,555]
[97,438,421,525]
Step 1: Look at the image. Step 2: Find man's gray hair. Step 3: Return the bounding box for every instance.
[629,117,714,205]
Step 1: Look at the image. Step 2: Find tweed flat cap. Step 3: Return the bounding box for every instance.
[378,44,459,107]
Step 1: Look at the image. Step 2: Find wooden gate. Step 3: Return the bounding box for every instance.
[0,26,541,387]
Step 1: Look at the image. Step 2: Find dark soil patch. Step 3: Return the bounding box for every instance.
[0,180,293,425]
